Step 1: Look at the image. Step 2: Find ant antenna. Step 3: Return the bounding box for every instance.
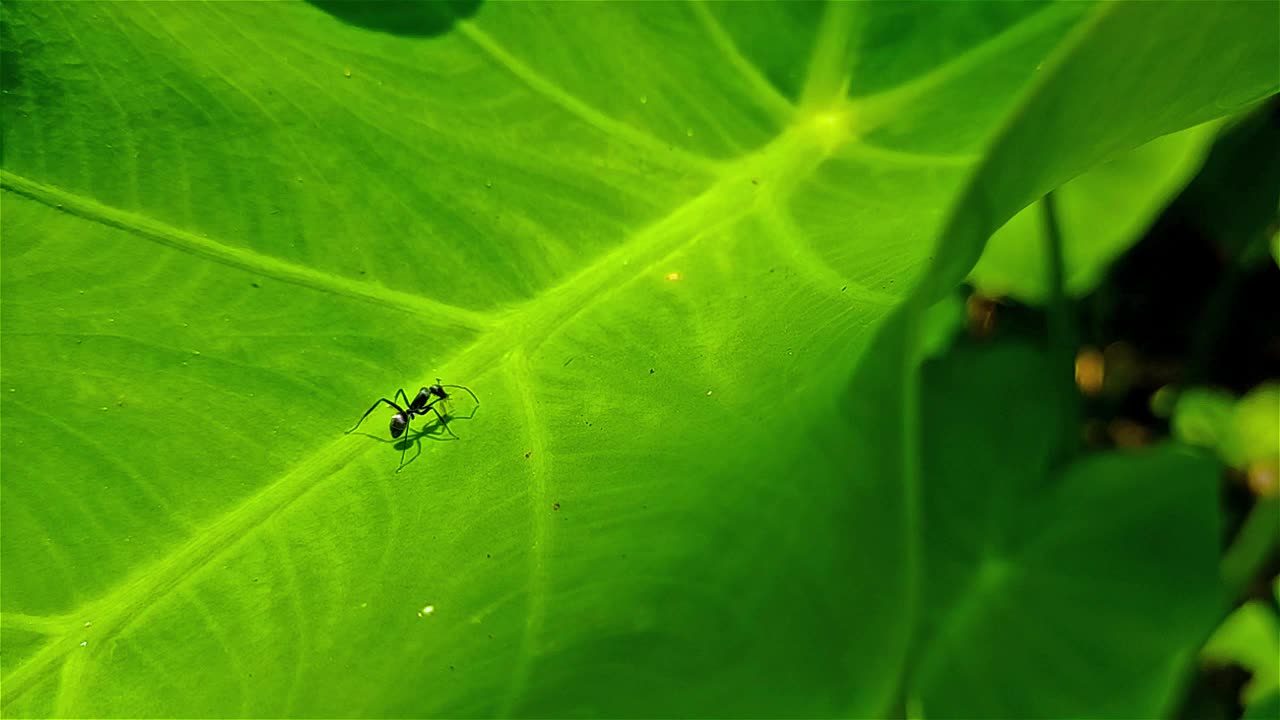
[437,378,480,405]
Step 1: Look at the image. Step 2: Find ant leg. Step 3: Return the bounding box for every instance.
[345,398,405,434]
[397,427,424,473]
[398,423,410,469]
[439,382,480,406]
[427,404,460,439]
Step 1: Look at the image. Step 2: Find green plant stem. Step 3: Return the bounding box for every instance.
[1222,497,1280,600]
[1041,191,1080,462]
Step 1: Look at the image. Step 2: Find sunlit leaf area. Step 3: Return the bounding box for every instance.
[1,2,1276,717]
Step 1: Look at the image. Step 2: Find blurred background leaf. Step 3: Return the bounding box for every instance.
[910,342,1221,718]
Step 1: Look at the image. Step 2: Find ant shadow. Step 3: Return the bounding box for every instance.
[350,403,478,473]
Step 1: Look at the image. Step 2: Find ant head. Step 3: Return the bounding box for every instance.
[389,413,408,438]
[429,381,448,399]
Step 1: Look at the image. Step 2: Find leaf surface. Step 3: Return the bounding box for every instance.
[1,1,1275,717]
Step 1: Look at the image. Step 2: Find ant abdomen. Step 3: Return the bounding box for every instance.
[390,413,408,438]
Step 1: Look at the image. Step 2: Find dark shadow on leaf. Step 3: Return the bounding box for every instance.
[305,0,483,38]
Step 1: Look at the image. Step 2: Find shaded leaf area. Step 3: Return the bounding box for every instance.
[911,342,1221,718]
[306,0,483,38]
[0,1,1275,717]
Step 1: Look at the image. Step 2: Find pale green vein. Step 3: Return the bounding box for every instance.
[457,22,723,174]
[0,613,72,635]
[6,396,195,533]
[760,204,900,308]
[497,353,552,717]
[51,638,90,718]
[268,531,311,719]
[51,5,140,208]
[0,437,370,705]
[0,171,493,334]
[840,142,979,168]
[850,2,1083,127]
[184,589,252,718]
[800,0,857,108]
[690,1,795,123]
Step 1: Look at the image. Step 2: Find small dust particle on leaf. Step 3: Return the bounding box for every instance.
[343,67,352,78]
[79,641,87,647]
[84,621,91,628]
[251,282,260,288]
[649,368,654,374]
[524,451,531,459]
[553,502,560,511]
[841,286,847,292]
[751,178,759,185]
[640,94,647,104]
[706,390,713,396]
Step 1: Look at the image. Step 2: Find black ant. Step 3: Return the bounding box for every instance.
[346,380,479,470]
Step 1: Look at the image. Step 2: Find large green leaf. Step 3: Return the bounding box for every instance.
[1,1,1275,717]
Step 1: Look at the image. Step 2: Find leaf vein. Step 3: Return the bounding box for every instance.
[0,171,492,333]
[457,21,722,174]
[690,1,796,122]
[497,353,552,717]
